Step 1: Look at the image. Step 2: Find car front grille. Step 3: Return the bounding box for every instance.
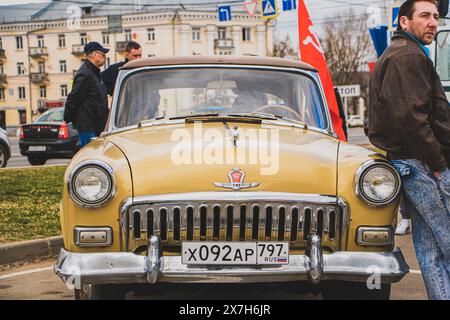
[121,192,348,252]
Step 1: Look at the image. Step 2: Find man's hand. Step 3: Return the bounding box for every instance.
[434,170,443,179]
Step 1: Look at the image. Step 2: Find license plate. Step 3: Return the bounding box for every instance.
[181,242,289,265]
[29,146,46,152]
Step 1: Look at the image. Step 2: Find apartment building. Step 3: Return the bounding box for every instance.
[0,0,275,128]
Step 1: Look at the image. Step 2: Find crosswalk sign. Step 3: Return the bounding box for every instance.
[389,5,400,31]
[260,0,279,20]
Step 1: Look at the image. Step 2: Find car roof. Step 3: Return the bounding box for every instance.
[121,56,317,72]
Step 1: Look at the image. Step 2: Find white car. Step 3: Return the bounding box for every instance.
[347,115,364,128]
[0,126,11,168]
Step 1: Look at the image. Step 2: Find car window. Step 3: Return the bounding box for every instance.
[115,68,328,129]
[35,109,64,122]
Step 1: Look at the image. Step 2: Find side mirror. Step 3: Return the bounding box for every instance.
[438,0,449,18]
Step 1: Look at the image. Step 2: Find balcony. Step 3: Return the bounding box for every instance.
[72,44,85,56]
[116,41,127,52]
[30,72,48,84]
[29,47,48,59]
[0,74,7,88]
[214,39,234,49]
[0,49,5,62]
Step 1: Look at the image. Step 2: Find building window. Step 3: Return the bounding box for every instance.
[37,35,44,48]
[0,37,3,49]
[124,29,132,42]
[192,27,201,41]
[147,28,155,42]
[18,86,26,99]
[0,88,5,101]
[60,60,67,73]
[16,36,23,49]
[38,61,45,74]
[218,27,227,40]
[39,86,46,98]
[243,27,251,42]
[17,62,25,75]
[102,32,110,45]
[148,54,156,58]
[80,33,87,45]
[61,84,68,97]
[19,110,26,125]
[58,34,66,48]
[0,64,3,74]
[103,57,110,70]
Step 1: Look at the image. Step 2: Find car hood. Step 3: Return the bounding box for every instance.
[105,121,339,197]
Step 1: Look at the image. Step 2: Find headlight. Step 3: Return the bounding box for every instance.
[69,160,115,208]
[355,160,401,206]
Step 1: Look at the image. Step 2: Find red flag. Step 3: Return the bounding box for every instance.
[297,0,346,141]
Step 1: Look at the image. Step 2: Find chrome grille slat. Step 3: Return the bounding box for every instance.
[245,204,253,241]
[193,204,201,241]
[125,198,346,252]
[232,205,240,241]
[271,205,278,241]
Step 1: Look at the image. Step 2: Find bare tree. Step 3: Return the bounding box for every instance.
[320,10,376,115]
[271,35,300,60]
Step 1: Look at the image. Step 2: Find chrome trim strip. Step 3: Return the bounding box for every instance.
[54,248,409,285]
[130,192,339,205]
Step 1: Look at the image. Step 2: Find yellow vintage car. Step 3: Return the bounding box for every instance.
[54,56,409,300]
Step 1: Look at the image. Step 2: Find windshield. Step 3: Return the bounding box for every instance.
[436,31,450,81]
[35,108,64,122]
[115,68,328,129]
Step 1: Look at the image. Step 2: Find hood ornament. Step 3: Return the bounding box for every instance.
[213,168,260,191]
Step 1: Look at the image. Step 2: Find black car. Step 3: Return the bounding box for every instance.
[19,107,80,166]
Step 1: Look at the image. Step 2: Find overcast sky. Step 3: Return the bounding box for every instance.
[0,0,398,47]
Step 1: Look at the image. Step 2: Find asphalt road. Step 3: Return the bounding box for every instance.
[0,234,426,300]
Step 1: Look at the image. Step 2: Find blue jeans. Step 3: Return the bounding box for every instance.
[391,159,450,300]
[78,131,97,147]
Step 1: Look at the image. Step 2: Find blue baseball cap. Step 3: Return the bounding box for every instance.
[84,42,110,55]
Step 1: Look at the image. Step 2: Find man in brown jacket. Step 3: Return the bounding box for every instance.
[368,0,450,300]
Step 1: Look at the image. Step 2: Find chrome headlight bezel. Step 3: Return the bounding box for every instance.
[68,160,116,208]
[355,160,401,207]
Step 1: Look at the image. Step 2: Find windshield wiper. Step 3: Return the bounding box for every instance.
[169,113,220,120]
[249,112,308,129]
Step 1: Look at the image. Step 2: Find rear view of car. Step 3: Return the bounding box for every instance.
[0,126,11,168]
[19,108,80,166]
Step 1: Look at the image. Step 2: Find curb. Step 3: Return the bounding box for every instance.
[0,236,63,265]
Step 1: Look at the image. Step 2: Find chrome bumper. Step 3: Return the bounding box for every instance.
[54,236,409,286]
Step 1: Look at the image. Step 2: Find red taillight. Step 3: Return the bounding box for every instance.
[20,126,24,139]
[58,123,69,140]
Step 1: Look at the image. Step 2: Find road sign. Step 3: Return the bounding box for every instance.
[244,0,258,17]
[260,0,279,20]
[218,5,232,22]
[282,0,297,11]
[336,85,361,98]
[389,5,400,31]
